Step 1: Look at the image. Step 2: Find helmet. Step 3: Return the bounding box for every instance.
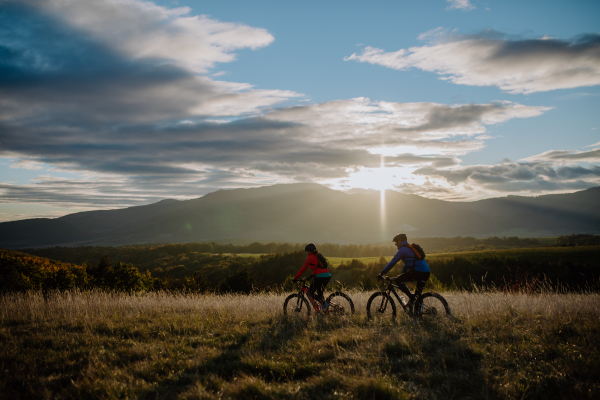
[304,243,317,252]
[392,233,407,243]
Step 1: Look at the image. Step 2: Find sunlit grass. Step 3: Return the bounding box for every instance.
[1,290,599,399]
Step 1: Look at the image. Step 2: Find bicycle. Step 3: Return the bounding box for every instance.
[283,276,355,316]
[366,276,450,321]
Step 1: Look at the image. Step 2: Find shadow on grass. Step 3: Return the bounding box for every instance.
[381,319,499,399]
[145,316,321,398]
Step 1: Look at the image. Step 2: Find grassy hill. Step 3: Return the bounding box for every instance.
[1,290,598,399]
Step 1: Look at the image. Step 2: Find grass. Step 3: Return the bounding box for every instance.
[1,289,599,399]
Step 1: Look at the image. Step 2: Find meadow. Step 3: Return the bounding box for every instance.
[1,289,599,399]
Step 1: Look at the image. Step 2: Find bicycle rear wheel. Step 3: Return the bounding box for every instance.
[325,292,355,315]
[414,292,450,321]
[366,291,396,320]
[283,293,311,316]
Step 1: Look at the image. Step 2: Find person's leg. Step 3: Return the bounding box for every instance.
[308,281,317,301]
[394,270,420,300]
[413,272,430,298]
[314,277,330,304]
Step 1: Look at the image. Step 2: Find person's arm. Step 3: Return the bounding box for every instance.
[380,248,405,275]
[294,256,311,280]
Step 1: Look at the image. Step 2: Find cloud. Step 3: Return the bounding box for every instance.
[446,0,475,11]
[345,31,600,94]
[522,148,600,164]
[0,2,301,124]
[0,95,550,207]
[19,0,274,74]
[0,0,580,211]
[9,159,44,170]
[409,161,600,199]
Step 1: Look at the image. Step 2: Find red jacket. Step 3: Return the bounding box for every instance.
[295,252,330,279]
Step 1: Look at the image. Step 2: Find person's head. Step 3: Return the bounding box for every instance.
[304,243,317,253]
[392,233,407,247]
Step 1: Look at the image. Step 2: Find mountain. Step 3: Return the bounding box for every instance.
[1,184,599,249]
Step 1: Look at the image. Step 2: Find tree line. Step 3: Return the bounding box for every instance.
[23,235,567,268]
[3,242,599,294]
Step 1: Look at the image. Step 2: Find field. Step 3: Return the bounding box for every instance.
[225,246,600,269]
[1,289,599,399]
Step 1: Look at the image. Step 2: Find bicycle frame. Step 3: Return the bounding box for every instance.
[380,278,412,315]
[296,277,322,312]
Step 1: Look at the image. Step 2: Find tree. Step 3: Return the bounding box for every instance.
[185,272,211,293]
[102,262,153,292]
[218,268,256,294]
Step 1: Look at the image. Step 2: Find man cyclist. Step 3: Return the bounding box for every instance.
[293,243,332,310]
[377,233,430,309]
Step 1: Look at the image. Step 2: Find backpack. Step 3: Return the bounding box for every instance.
[401,243,426,260]
[315,251,329,270]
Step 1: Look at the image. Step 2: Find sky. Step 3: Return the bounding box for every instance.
[0,0,599,222]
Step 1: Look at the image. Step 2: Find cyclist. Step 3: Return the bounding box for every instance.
[377,233,430,309]
[293,243,332,310]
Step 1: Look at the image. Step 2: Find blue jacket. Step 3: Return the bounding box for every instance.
[381,240,430,274]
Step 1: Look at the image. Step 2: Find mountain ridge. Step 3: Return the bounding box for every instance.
[1,184,599,249]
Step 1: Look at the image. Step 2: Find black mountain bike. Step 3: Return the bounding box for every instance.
[283,277,355,316]
[366,276,450,321]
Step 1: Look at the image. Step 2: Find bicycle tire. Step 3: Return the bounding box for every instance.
[414,292,451,320]
[366,291,396,320]
[283,293,311,316]
[325,291,355,315]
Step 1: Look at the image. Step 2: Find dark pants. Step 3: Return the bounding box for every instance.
[309,276,331,304]
[394,270,430,300]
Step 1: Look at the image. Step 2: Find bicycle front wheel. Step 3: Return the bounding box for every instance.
[283,293,311,316]
[325,292,355,315]
[366,291,396,320]
[415,292,451,321]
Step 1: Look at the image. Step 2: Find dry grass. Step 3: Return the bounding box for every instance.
[1,289,599,399]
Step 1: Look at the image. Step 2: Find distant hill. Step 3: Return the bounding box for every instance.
[1,183,599,248]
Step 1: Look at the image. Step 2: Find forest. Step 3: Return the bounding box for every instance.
[2,235,599,294]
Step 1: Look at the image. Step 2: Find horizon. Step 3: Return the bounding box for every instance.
[1,0,599,223]
[2,182,598,224]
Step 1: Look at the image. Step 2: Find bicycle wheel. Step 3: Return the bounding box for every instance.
[414,292,451,320]
[366,291,396,320]
[325,292,355,315]
[283,293,311,316]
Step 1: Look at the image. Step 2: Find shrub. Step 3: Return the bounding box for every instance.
[102,262,153,292]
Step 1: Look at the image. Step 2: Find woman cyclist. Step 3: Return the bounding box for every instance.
[293,243,332,310]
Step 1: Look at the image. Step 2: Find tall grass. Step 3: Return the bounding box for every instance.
[1,289,599,399]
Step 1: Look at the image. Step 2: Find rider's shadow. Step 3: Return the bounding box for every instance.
[257,316,315,351]
[381,323,499,398]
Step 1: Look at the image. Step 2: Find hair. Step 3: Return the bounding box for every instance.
[393,233,407,243]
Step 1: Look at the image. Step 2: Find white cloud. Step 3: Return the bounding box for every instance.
[446,0,475,11]
[521,148,600,164]
[9,159,44,170]
[345,31,600,94]
[26,0,274,73]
